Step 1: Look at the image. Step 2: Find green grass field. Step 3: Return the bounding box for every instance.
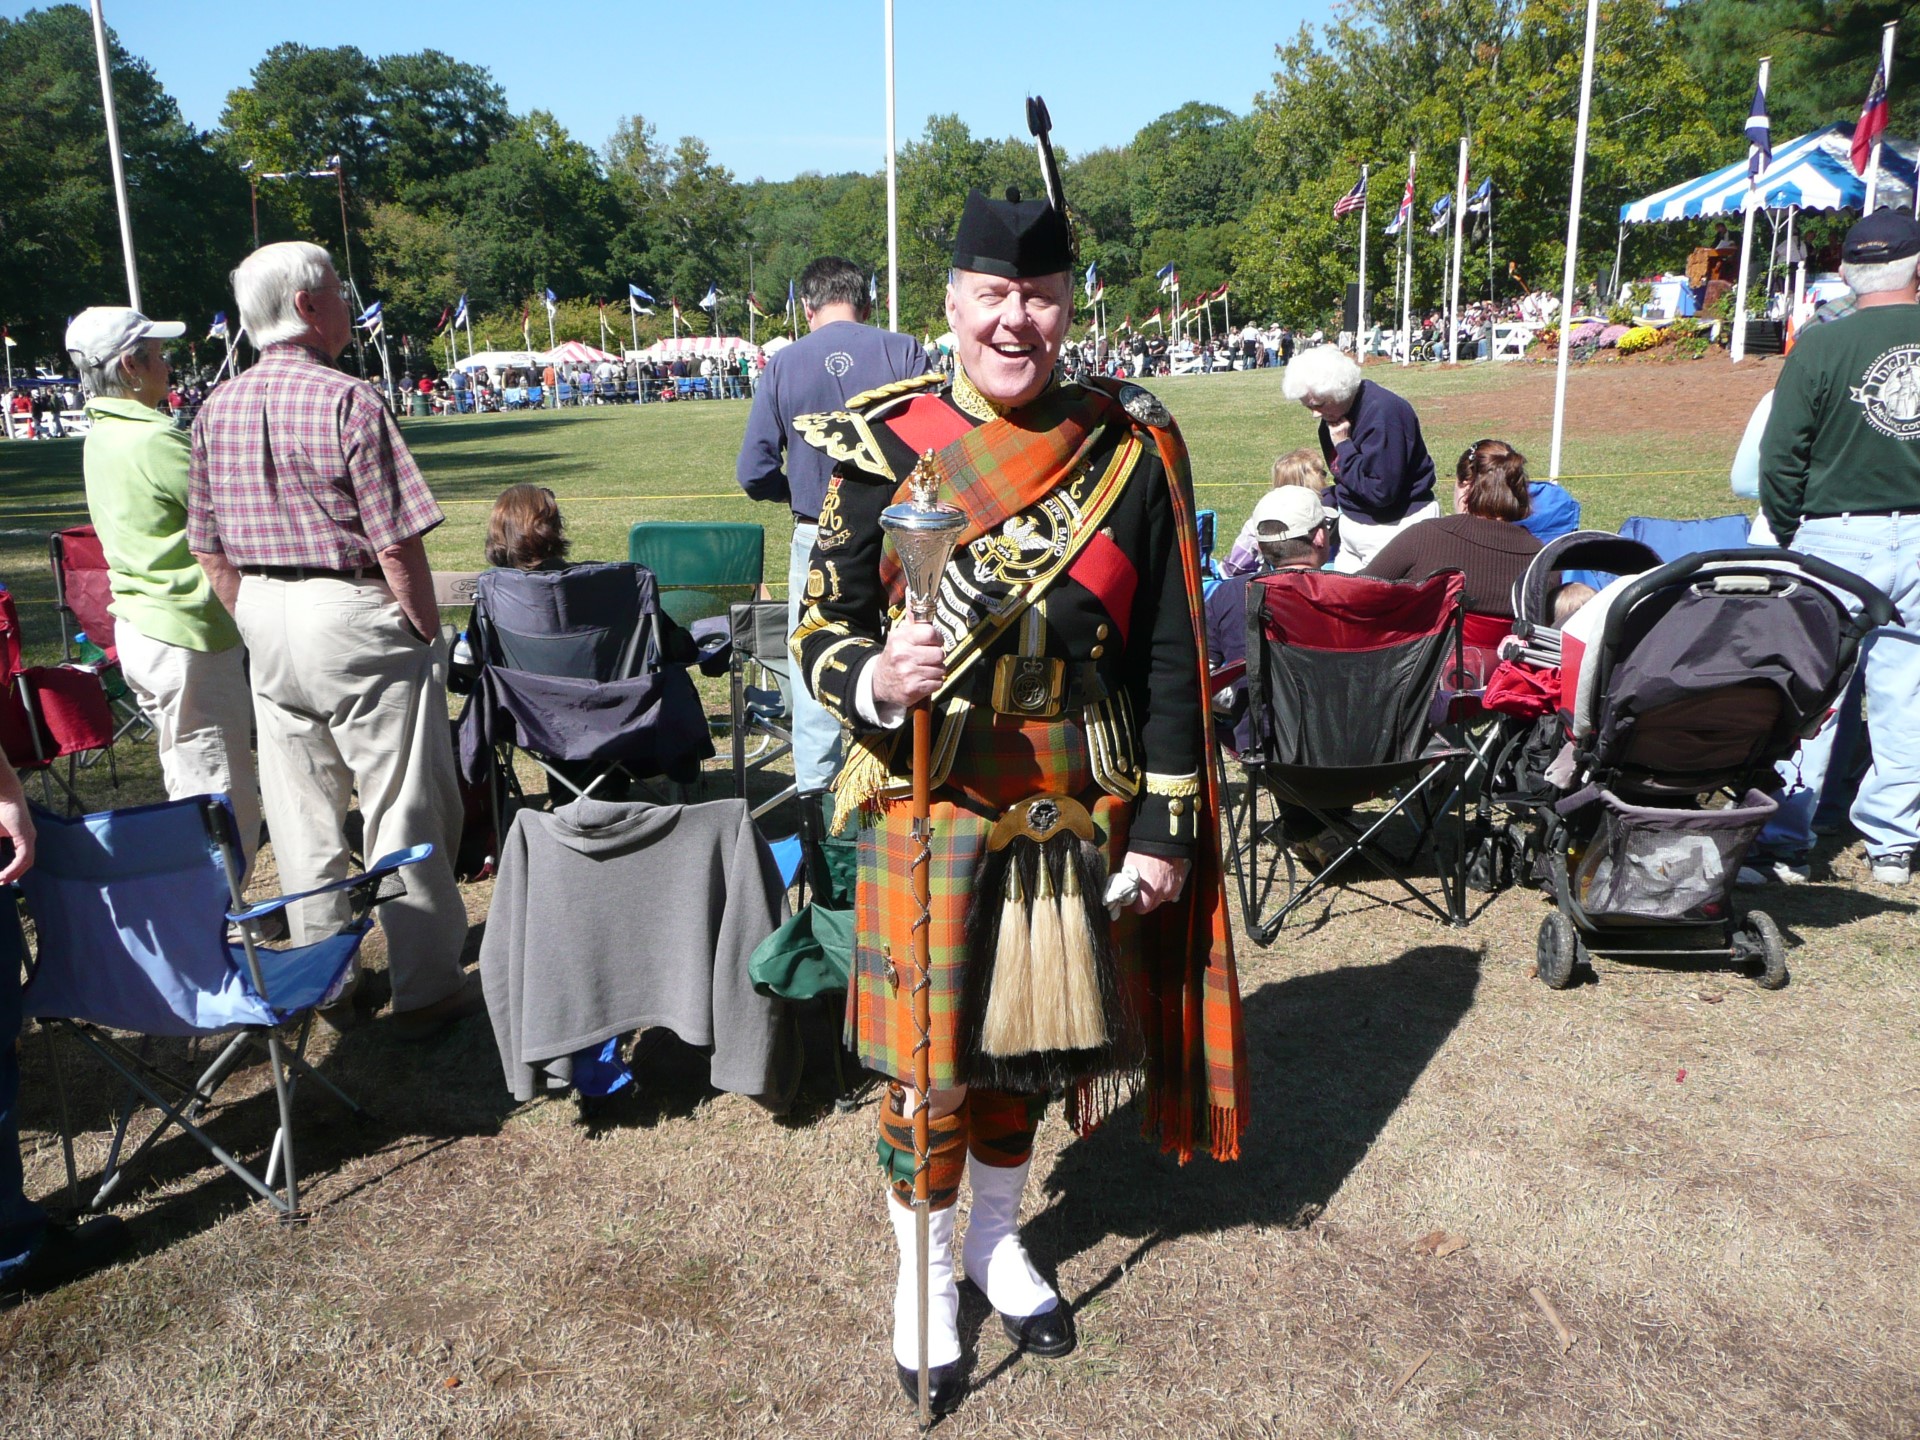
[0,360,1767,658]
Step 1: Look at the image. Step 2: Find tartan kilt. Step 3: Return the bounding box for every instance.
[850,712,1136,1089]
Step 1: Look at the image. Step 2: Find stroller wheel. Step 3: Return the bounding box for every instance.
[1536,911,1579,989]
[1742,910,1790,990]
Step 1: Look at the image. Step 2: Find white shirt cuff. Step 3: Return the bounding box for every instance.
[854,654,906,729]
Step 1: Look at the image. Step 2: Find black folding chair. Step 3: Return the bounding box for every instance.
[1234,568,1471,938]
[461,563,712,836]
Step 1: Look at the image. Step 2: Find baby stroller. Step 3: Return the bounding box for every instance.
[1494,533,1894,990]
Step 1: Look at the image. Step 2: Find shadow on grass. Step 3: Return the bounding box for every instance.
[1000,943,1481,1358]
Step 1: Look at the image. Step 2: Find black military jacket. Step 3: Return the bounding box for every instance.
[790,371,1203,857]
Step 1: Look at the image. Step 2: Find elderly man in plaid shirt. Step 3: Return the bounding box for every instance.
[188,241,480,1036]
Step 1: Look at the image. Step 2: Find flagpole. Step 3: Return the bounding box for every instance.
[1732,57,1771,364]
[88,0,141,309]
[1486,191,1497,360]
[1866,22,1897,213]
[1549,0,1601,481]
[1356,165,1369,363]
[1401,150,1415,367]
[1449,136,1468,364]
[884,0,899,332]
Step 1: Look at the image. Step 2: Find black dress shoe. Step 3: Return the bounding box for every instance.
[895,1359,967,1414]
[2,1216,128,1301]
[962,1276,1078,1358]
[998,1300,1076,1358]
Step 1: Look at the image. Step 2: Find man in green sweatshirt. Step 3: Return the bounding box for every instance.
[1759,209,1920,887]
[65,308,259,874]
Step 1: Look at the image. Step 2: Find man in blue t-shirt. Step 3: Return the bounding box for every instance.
[735,256,928,795]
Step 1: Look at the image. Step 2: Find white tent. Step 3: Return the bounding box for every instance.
[1619,123,1917,224]
[452,349,539,373]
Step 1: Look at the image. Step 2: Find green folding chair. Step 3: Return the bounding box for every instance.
[627,521,765,628]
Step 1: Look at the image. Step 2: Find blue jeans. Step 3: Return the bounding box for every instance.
[0,903,47,1281]
[1758,513,1920,863]
[787,523,845,794]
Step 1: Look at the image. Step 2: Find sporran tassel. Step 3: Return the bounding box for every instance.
[959,794,1136,1093]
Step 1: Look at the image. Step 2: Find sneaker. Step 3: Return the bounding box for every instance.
[1736,858,1808,888]
[1869,850,1911,886]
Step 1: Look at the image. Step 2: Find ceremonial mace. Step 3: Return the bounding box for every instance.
[878,454,966,1429]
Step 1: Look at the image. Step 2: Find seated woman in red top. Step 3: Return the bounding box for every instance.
[1361,438,1541,620]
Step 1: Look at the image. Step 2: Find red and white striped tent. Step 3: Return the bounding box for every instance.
[540,341,619,365]
[628,335,764,363]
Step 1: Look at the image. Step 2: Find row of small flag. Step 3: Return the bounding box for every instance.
[1332,168,1492,235]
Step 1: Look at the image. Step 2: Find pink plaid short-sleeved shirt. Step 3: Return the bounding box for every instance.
[187,343,443,567]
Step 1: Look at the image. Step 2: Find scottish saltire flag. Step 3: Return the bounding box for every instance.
[543,287,558,318]
[698,285,719,312]
[629,283,654,312]
[868,272,879,304]
[1466,178,1492,215]
[355,300,382,328]
[1428,194,1452,236]
[1155,263,1177,292]
[1084,260,1098,297]
[1333,172,1367,219]
[206,312,228,340]
[787,279,796,305]
[1854,62,1889,175]
[1746,82,1772,185]
[452,294,469,328]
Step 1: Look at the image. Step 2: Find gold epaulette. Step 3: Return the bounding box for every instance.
[844,370,946,413]
[792,409,892,480]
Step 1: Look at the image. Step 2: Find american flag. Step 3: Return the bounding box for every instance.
[1333,172,1367,219]
[1853,62,1889,176]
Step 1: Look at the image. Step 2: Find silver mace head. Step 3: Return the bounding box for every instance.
[879,450,966,624]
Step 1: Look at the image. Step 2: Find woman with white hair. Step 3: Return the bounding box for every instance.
[1282,345,1438,571]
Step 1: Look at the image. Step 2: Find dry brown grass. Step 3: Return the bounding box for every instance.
[6,360,1920,1439]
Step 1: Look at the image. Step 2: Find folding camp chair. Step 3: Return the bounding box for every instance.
[47,525,150,746]
[727,599,796,820]
[1234,569,1471,939]
[628,521,765,627]
[19,794,429,1221]
[462,562,712,834]
[0,583,118,811]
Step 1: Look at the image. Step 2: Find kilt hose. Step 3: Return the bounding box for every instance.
[849,711,1136,1092]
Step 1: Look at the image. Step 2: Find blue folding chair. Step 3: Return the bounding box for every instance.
[20,795,430,1222]
[1620,513,1754,563]
[527,385,546,408]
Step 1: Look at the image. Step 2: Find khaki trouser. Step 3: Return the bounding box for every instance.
[1329,498,1443,573]
[113,624,261,880]
[234,574,467,1013]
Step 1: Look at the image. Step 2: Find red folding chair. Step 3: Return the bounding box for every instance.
[49,524,151,745]
[0,584,118,811]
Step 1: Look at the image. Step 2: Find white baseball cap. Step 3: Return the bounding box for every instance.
[1250,486,1335,542]
[63,307,186,368]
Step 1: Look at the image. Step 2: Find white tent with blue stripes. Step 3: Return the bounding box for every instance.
[1619,123,1917,224]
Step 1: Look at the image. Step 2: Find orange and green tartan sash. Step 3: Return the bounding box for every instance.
[875,382,1119,609]
[1077,376,1250,1165]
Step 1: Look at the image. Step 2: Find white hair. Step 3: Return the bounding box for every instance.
[1281,344,1363,406]
[233,241,336,347]
[71,349,138,400]
[1841,255,1919,296]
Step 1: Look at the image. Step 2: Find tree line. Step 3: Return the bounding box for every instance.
[2,1,1914,370]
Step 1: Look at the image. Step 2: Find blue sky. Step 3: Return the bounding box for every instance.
[27,0,1324,181]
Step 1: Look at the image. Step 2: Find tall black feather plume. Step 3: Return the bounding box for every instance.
[1026,95,1068,220]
